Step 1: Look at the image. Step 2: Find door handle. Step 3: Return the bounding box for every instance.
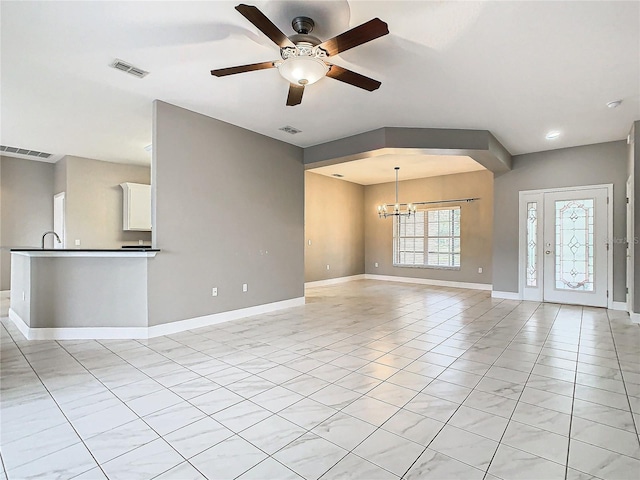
[545,250,552,254]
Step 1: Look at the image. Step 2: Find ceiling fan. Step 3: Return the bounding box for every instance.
[211,4,389,106]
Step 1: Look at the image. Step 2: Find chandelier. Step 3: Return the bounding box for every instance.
[377,167,417,218]
[377,167,481,219]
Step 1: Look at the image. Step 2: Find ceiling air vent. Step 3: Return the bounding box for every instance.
[1,145,52,158]
[110,59,149,78]
[279,125,302,135]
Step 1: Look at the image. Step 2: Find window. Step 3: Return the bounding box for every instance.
[393,207,460,268]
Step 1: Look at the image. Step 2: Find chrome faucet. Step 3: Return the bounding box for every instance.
[41,231,61,249]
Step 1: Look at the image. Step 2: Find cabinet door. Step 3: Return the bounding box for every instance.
[128,184,151,230]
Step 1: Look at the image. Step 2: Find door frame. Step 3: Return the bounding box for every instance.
[627,176,634,313]
[518,184,613,309]
[53,192,66,249]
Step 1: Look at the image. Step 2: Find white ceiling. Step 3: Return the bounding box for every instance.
[1,1,638,166]
[309,154,485,185]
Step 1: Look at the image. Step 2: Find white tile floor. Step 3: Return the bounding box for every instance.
[1,280,639,480]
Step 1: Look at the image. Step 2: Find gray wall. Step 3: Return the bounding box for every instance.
[0,156,55,290]
[148,101,304,326]
[61,156,151,248]
[364,170,494,285]
[305,172,364,282]
[493,141,628,301]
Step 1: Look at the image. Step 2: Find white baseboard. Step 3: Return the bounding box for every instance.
[364,274,492,291]
[305,274,365,288]
[612,301,628,311]
[491,291,521,300]
[0,290,10,299]
[148,297,305,338]
[631,312,640,324]
[8,297,306,340]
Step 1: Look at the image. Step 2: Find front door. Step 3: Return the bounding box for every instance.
[520,185,611,308]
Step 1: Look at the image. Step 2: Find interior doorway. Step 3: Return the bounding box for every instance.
[519,184,613,308]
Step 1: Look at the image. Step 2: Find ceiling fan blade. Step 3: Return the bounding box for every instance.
[317,18,389,56]
[286,84,304,106]
[235,4,295,49]
[210,61,276,77]
[326,64,381,91]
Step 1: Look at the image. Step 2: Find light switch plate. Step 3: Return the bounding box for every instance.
[242,283,248,292]
[75,239,81,246]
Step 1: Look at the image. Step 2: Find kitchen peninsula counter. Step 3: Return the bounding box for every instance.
[9,249,160,339]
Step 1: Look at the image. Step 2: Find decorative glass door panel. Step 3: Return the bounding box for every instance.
[542,188,608,307]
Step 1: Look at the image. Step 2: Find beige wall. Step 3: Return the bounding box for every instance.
[60,155,151,248]
[305,172,364,282]
[0,156,55,290]
[364,170,494,285]
[148,101,304,326]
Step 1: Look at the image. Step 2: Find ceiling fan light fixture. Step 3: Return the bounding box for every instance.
[277,56,328,86]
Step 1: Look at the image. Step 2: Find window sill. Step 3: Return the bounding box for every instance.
[393,263,461,271]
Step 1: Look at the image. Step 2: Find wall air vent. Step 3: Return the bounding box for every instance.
[1,145,52,158]
[110,59,149,78]
[279,125,302,135]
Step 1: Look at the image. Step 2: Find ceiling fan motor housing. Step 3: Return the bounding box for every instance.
[292,16,314,34]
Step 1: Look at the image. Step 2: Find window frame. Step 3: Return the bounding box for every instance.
[392,206,461,270]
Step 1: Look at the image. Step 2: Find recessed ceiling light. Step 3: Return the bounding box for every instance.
[332,173,344,178]
[545,131,561,140]
[606,100,622,109]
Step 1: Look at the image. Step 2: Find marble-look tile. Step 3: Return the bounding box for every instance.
[320,453,398,480]
[258,365,303,384]
[309,383,361,409]
[342,396,400,426]
[353,428,424,476]
[7,443,97,480]
[250,385,304,413]
[164,417,233,458]
[312,412,377,450]
[207,366,252,386]
[421,379,471,403]
[570,417,640,458]
[125,389,184,417]
[502,420,569,464]
[101,438,183,480]
[573,384,630,411]
[71,467,108,479]
[274,432,348,480]
[308,364,352,383]
[488,443,566,480]
[404,392,460,422]
[240,415,306,455]
[190,435,267,480]
[519,387,573,414]
[84,419,158,464]
[70,402,138,439]
[143,401,206,436]
[110,378,165,403]
[511,402,571,436]
[282,374,330,397]
[448,405,509,441]
[334,372,382,394]
[1,422,81,471]
[366,382,418,407]
[154,462,206,480]
[189,387,244,414]
[404,360,447,378]
[568,439,640,480]
[168,377,219,400]
[474,376,524,400]
[436,368,482,389]
[385,370,433,391]
[404,448,485,480]
[428,424,498,470]
[279,398,338,429]
[462,390,517,418]
[381,408,444,445]
[211,400,272,432]
[572,398,636,432]
[355,362,399,381]
[237,458,302,480]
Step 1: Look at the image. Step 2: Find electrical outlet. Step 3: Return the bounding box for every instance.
[478,267,483,274]
[375,262,379,268]
[212,287,218,297]
[326,264,330,270]
[75,239,81,246]
[308,239,312,246]
[139,239,144,245]
[242,283,248,293]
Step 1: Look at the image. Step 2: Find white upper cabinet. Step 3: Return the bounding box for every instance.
[120,183,151,231]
